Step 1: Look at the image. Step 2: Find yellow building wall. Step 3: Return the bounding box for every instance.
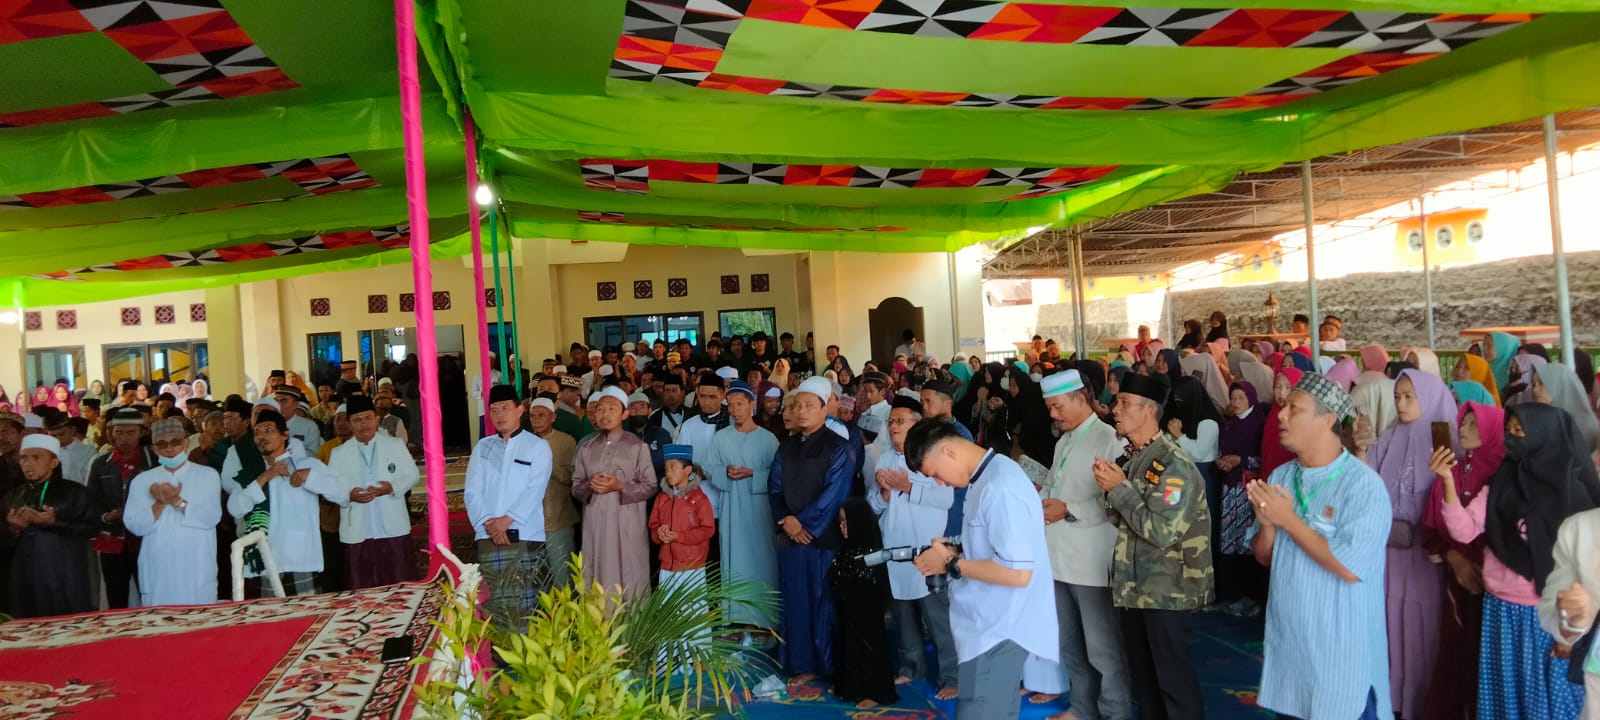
[1392,209,1489,267]
[1221,243,1287,285]
[1085,273,1172,299]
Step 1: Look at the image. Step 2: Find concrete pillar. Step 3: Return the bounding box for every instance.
[952,246,987,359]
[238,281,284,400]
[204,286,246,397]
[0,313,24,399]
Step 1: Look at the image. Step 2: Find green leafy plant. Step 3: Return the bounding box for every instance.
[414,558,779,719]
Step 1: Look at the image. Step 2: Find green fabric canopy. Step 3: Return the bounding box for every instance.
[3,0,1600,306]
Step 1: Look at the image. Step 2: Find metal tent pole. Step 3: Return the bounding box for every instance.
[1418,190,1437,351]
[1165,274,1176,346]
[1301,160,1320,365]
[1544,114,1577,366]
[1073,227,1089,360]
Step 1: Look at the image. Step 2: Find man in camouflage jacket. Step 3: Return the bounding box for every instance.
[1093,373,1212,720]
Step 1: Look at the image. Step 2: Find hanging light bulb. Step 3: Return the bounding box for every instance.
[475,183,494,206]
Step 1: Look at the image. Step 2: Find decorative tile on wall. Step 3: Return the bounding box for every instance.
[399,293,415,312]
[484,288,497,308]
[189,303,206,322]
[597,281,617,302]
[55,310,76,330]
[432,291,451,311]
[634,280,652,299]
[668,278,688,298]
[23,311,41,331]
[368,294,388,314]
[720,274,739,294]
[310,298,330,317]
[751,273,770,293]
[154,305,175,324]
[120,307,141,326]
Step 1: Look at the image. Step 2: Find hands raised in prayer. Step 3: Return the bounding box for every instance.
[1246,479,1294,528]
[1091,458,1126,492]
[875,467,911,494]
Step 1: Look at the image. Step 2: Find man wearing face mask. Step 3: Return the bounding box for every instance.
[627,391,674,482]
[676,372,731,561]
[123,419,222,606]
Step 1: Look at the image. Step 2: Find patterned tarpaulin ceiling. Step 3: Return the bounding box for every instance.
[3,0,1600,305]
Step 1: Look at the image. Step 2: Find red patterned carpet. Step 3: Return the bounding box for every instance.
[0,577,448,719]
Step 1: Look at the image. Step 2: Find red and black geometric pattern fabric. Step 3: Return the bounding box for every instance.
[35,222,409,278]
[0,154,375,211]
[575,209,905,233]
[579,158,1118,199]
[609,0,1532,112]
[0,0,296,128]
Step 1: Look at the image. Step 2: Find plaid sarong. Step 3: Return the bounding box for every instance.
[476,540,552,632]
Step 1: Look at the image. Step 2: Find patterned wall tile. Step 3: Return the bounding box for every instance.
[720,274,739,294]
[55,310,76,330]
[310,298,330,317]
[597,281,617,302]
[120,307,141,326]
[23,311,41,331]
[634,280,653,299]
[668,278,688,298]
[189,303,206,322]
[399,293,415,312]
[368,294,388,314]
[432,291,451,311]
[153,305,175,324]
[751,273,770,293]
[484,288,497,308]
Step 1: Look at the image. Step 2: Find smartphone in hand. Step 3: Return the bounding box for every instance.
[1431,421,1452,452]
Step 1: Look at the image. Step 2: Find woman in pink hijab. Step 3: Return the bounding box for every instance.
[1326,356,1361,392]
[49,382,78,417]
[1359,344,1390,384]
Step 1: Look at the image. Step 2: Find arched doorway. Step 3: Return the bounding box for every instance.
[868,297,924,366]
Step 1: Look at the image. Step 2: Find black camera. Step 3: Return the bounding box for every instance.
[860,538,962,593]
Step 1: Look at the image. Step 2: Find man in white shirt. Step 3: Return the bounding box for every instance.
[224,409,347,597]
[273,386,322,452]
[44,413,94,485]
[1039,370,1132,720]
[580,349,604,396]
[910,420,1058,720]
[867,395,959,699]
[328,395,420,589]
[894,329,926,364]
[124,418,221,606]
[1319,316,1348,352]
[465,385,554,630]
[676,372,732,558]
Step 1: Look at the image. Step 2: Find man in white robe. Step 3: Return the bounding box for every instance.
[124,419,221,606]
[867,395,959,698]
[224,409,346,596]
[465,385,553,630]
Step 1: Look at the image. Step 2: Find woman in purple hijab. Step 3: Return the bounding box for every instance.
[1362,368,1457,720]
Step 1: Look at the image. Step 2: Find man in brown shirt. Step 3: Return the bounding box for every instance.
[529,397,578,586]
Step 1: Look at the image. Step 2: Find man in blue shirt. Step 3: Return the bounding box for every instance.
[1248,373,1392,720]
[909,420,1058,720]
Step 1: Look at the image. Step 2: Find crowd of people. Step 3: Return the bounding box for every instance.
[6,315,1600,720]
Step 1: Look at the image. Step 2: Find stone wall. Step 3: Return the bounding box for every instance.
[1163,249,1600,349]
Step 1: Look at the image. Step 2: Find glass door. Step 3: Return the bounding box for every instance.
[25,347,87,392]
[307,332,342,389]
[104,344,148,388]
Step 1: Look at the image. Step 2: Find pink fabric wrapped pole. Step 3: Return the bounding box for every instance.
[393,0,448,575]
[465,113,494,424]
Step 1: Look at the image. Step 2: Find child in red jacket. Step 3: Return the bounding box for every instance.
[650,444,716,675]
[650,444,715,590]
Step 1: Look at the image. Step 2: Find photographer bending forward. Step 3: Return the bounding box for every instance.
[909,420,1058,720]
